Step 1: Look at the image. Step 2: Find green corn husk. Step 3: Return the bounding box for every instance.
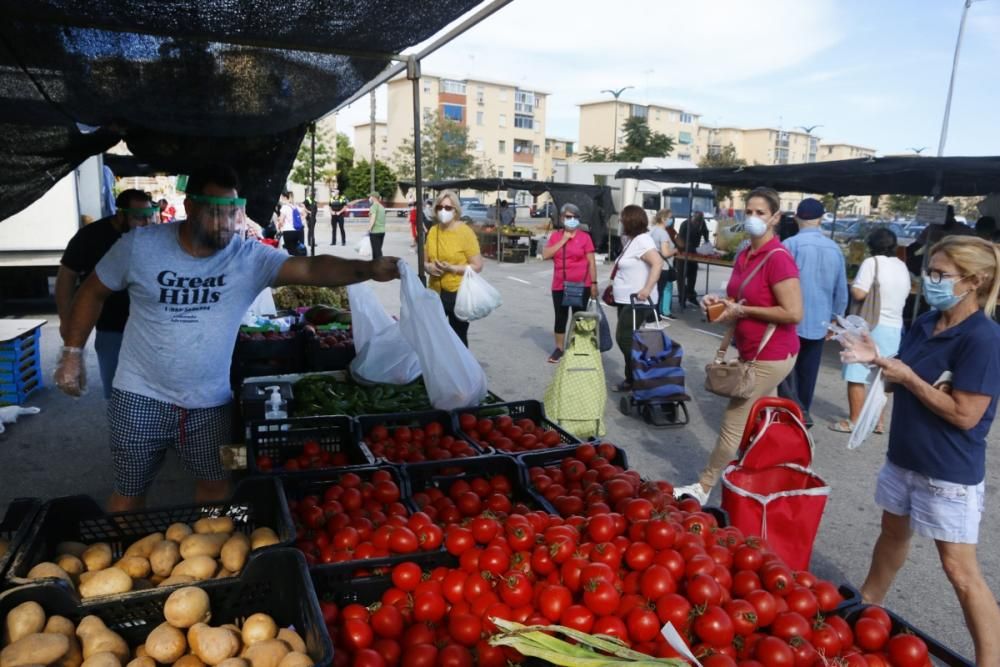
[489,619,688,666]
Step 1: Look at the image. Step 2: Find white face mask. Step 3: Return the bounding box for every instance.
[744,216,768,238]
[438,209,455,224]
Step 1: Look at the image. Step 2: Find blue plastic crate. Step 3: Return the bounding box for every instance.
[0,359,41,392]
[0,329,39,362]
[0,374,42,405]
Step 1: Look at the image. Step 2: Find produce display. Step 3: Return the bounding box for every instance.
[362,421,479,463]
[254,441,353,474]
[293,377,434,417]
[237,331,296,343]
[272,286,347,311]
[23,520,280,599]
[0,586,314,667]
[303,329,354,352]
[456,412,569,454]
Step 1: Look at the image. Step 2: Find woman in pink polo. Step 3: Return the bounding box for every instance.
[674,187,803,504]
[542,203,598,363]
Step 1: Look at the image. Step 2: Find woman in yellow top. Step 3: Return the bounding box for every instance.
[424,190,484,346]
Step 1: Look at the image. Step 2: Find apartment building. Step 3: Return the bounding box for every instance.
[540,137,575,182]
[353,121,392,164]
[696,126,818,166]
[818,142,876,161]
[578,99,700,161]
[385,73,549,184]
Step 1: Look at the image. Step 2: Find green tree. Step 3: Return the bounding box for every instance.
[819,193,837,213]
[617,116,675,161]
[334,132,354,192]
[578,145,616,162]
[885,194,922,217]
[393,111,488,180]
[289,128,339,191]
[697,144,746,203]
[345,159,397,201]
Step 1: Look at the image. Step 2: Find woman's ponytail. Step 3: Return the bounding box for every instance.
[986,243,1000,319]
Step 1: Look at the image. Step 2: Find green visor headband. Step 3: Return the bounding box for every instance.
[120,206,159,216]
[187,195,247,206]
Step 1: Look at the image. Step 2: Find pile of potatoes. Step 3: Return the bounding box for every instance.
[1,586,314,667]
[25,518,281,599]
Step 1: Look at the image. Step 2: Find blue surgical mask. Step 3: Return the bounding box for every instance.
[744,216,768,238]
[922,276,968,311]
[666,219,675,227]
[564,218,580,230]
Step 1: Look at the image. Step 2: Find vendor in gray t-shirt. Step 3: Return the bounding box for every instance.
[56,165,400,511]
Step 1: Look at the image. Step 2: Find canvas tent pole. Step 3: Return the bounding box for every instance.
[309,122,317,257]
[409,56,427,284]
[829,196,839,239]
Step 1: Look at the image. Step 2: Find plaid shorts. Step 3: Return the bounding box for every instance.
[108,389,229,497]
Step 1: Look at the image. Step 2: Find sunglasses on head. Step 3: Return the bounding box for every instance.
[435,205,455,211]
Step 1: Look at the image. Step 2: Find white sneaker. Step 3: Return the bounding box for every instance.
[673,482,710,505]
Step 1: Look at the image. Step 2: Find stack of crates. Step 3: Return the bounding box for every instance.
[0,327,42,405]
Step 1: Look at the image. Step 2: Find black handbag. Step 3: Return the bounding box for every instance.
[561,245,589,309]
[663,259,678,282]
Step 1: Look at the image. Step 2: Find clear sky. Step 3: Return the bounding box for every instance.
[336,0,1000,157]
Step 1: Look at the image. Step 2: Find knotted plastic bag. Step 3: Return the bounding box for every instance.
[454,266,502,322]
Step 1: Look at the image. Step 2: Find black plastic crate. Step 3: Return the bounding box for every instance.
[0,549,332,667]
[834,604,972,667]
[452,400,581,453]
[519,442,630,474]
[303,336,356,372]
[0,498,41,581]
[357,409,491,464]
[246,416,374,475]
[311,551,457,595]
[232,335,304,386]
[402,455,557,516]
[6,478,291,589]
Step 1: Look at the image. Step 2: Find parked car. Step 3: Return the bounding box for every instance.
[463,202,490,223]
[531,201,556,218]
[459,197,481,208]
[345,198,369,218]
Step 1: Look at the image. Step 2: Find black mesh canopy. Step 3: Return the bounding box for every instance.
[0,0,482,223]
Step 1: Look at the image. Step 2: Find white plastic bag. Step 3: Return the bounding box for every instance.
[398,262,488,409]
[346,282,421,385]
[454,266,502,322]
[354,235,372,259]
[848,368,887,450]
[0,406,40,434]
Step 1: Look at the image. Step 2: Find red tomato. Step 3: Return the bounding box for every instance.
[887,634,929,667]
[499,572,533,608]
[784,587,819,619]
[412,592,446,622]
[538,584,573,623]
[560,604,596,633]
[626,607,661,643]
[724,599,759,636]
[370,604,404,639]
[388,527,418,554]
[754,636,795,667]
[854,618,889,652]
[447,613,482,647]
[860,606,892,633]
[391,562,422,592]
[693,606,736,648]
[592,616,629,643]
[811,581,844,613]
[352,648,386,667]
[445,526,474,555]
[810,623,843,658]
[640,565,677,601]
[771,612,812,643]
[745,590,779,628]
[438,644,473,667]
[582,579,621,617]
[341,619,374,651]
[686,573,723,607]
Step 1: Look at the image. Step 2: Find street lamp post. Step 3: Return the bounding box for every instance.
[600,86,633,158]
[938,0,987,156]
[796,125,823,162]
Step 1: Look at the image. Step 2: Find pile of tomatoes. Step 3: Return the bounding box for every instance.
[290,471,446,566]
[409,471,541,528]
[456,412,568,453]
[363,422,480,463]
[255,438,351,473]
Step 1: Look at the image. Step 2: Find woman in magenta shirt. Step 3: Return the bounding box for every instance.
[542,203,598,363]
[674,187,803,504]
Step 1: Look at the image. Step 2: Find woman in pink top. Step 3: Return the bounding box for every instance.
[542,203,598,363]
[674,187,803,504]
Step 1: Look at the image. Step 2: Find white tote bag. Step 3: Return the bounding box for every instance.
[454,266,503,322]
[354,235,372,259]
[346,283,395,353]
[398,262,488,409]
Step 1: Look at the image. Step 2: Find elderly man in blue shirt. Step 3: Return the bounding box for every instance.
[781,198,848,425]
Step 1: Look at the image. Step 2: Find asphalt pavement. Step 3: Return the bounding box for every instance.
[1,217,995,658]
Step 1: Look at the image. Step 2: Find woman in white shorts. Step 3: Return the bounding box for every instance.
[839,236,1000,665]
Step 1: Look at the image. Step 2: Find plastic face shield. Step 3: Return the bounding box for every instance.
[187,195,247,250]
[120,206,159,229]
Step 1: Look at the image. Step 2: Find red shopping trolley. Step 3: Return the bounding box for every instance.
[721,397,830,570]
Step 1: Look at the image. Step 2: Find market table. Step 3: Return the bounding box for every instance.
[474,227,532,263]
[675,252,734,311]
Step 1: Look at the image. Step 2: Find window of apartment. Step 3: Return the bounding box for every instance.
[423,84,431,93]
[498,140,506,154]
[680,112,693,124]
[670,111,679,122]
[498,114,507,128]
[442,104,463,122]
[512,170,523,178]
[441,79,466,95]
[497,168,504,178]
[514,114,533,130]
[655,112,661,121]
[630,104,648,119]
[514,90,535,113]
[566,142,574,156]
[499,88,508,102]
[514,139,533,155]
[475,138,484,151]
[533,144,540,156]
[476,111,484,126]
[678,131,693,145]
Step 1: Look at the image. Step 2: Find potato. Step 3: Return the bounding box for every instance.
[55,637,84,667]
[193,517,234,535]
[216,659,249,667]
[123,533,163,559]
[125,658,155,667]
[219,535,250,574]
[240,615,276,647]
[1,633,71,667]
[80,652,121,667]
[157,575,195,588]
[5,600,46,644]
[166,523,193,543]
[26,562,73,586]
[44,616,76,638]
[179,534,229,560]
[76,617,129,663]
[78,568,133,598]
[55,555,86,578]
[276,653,312,667]
[114,556,151,580]
[192,627,240,666]
[214,569,234,580]
[170,557,216,581]
[242,640,288,667]
[163,587,211,629]
[274,630,305,656]
[143,623,186,664]
[133,646,148,660]
[174,656,206,667]
[149,541,181,577]
[56,542,89,558]
[80,544,113,572]
[248,529,278,551]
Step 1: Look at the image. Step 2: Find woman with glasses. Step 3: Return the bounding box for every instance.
[838,236,1000,665]
[424,190,484,346]
[541,203,598,363]
[831,227,912,433]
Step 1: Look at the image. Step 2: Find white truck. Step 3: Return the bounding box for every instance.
[0,157,106,304]
[552,157,718,252]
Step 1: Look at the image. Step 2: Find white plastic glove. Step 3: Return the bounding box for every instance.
[838,329,879,365]
[54,346,87,397]
[0,406,40,434]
